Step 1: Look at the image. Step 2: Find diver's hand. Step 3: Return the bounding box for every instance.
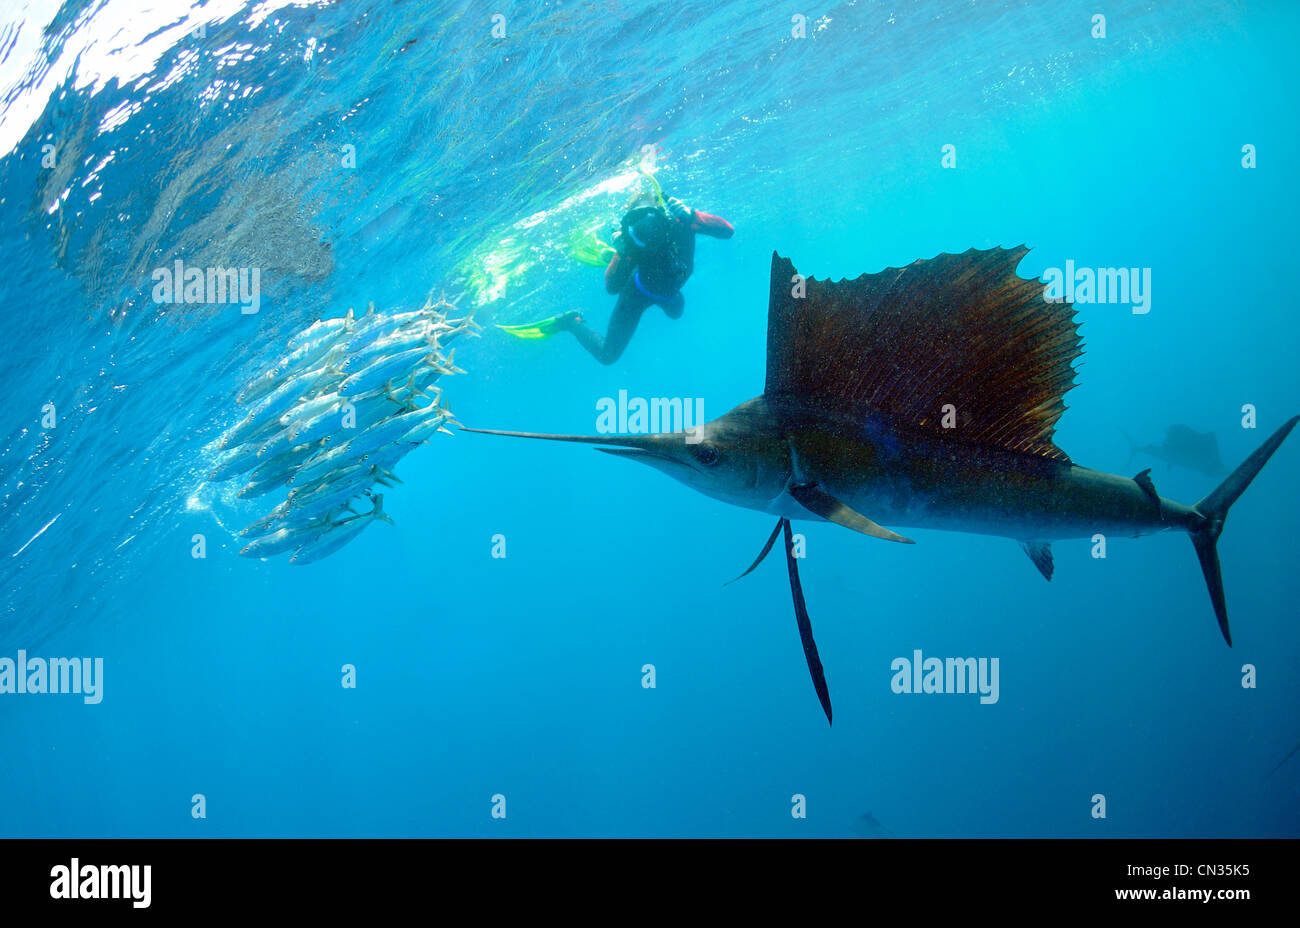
[666,196,694,221]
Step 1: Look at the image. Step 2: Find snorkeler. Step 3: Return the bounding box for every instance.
[500,191,734,364]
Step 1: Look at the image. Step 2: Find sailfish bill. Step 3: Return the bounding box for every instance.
[467,247,1298,724]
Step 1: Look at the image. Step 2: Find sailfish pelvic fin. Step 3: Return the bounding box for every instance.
[722,517,833,724]
[782,519,832,725]
[725,518,784,586]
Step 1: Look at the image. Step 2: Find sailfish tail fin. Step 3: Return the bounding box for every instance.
[1189,415,1298,646]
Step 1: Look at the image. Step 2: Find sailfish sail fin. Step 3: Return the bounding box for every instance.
[764,248,1082,462]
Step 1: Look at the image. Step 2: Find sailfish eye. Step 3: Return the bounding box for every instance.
[691,442,720,467]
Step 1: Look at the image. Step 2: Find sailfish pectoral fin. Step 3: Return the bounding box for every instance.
[788,484,915,544]
[782,519,832,725]
[724,518,784,586]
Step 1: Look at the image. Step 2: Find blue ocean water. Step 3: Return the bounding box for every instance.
[0,0,1296,838]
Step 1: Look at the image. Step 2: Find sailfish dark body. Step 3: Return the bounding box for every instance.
[469,247,1297,724]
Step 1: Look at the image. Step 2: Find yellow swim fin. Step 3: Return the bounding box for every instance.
[496,312,579,340]
[569,226,616,267]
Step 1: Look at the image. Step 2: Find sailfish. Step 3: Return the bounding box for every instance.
[467,247,1297,724]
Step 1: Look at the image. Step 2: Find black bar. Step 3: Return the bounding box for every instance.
[0,838,1284,914]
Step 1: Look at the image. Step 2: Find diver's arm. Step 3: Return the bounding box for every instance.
[666,196,734,239]
[689,209,734,239]
[605,248,634,294]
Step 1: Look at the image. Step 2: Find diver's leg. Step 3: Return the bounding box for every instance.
[565,289,651,365]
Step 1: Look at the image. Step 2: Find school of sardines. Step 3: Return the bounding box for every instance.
[206,294,477,564]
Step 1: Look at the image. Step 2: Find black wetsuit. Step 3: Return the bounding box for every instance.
[567,203,734,365]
